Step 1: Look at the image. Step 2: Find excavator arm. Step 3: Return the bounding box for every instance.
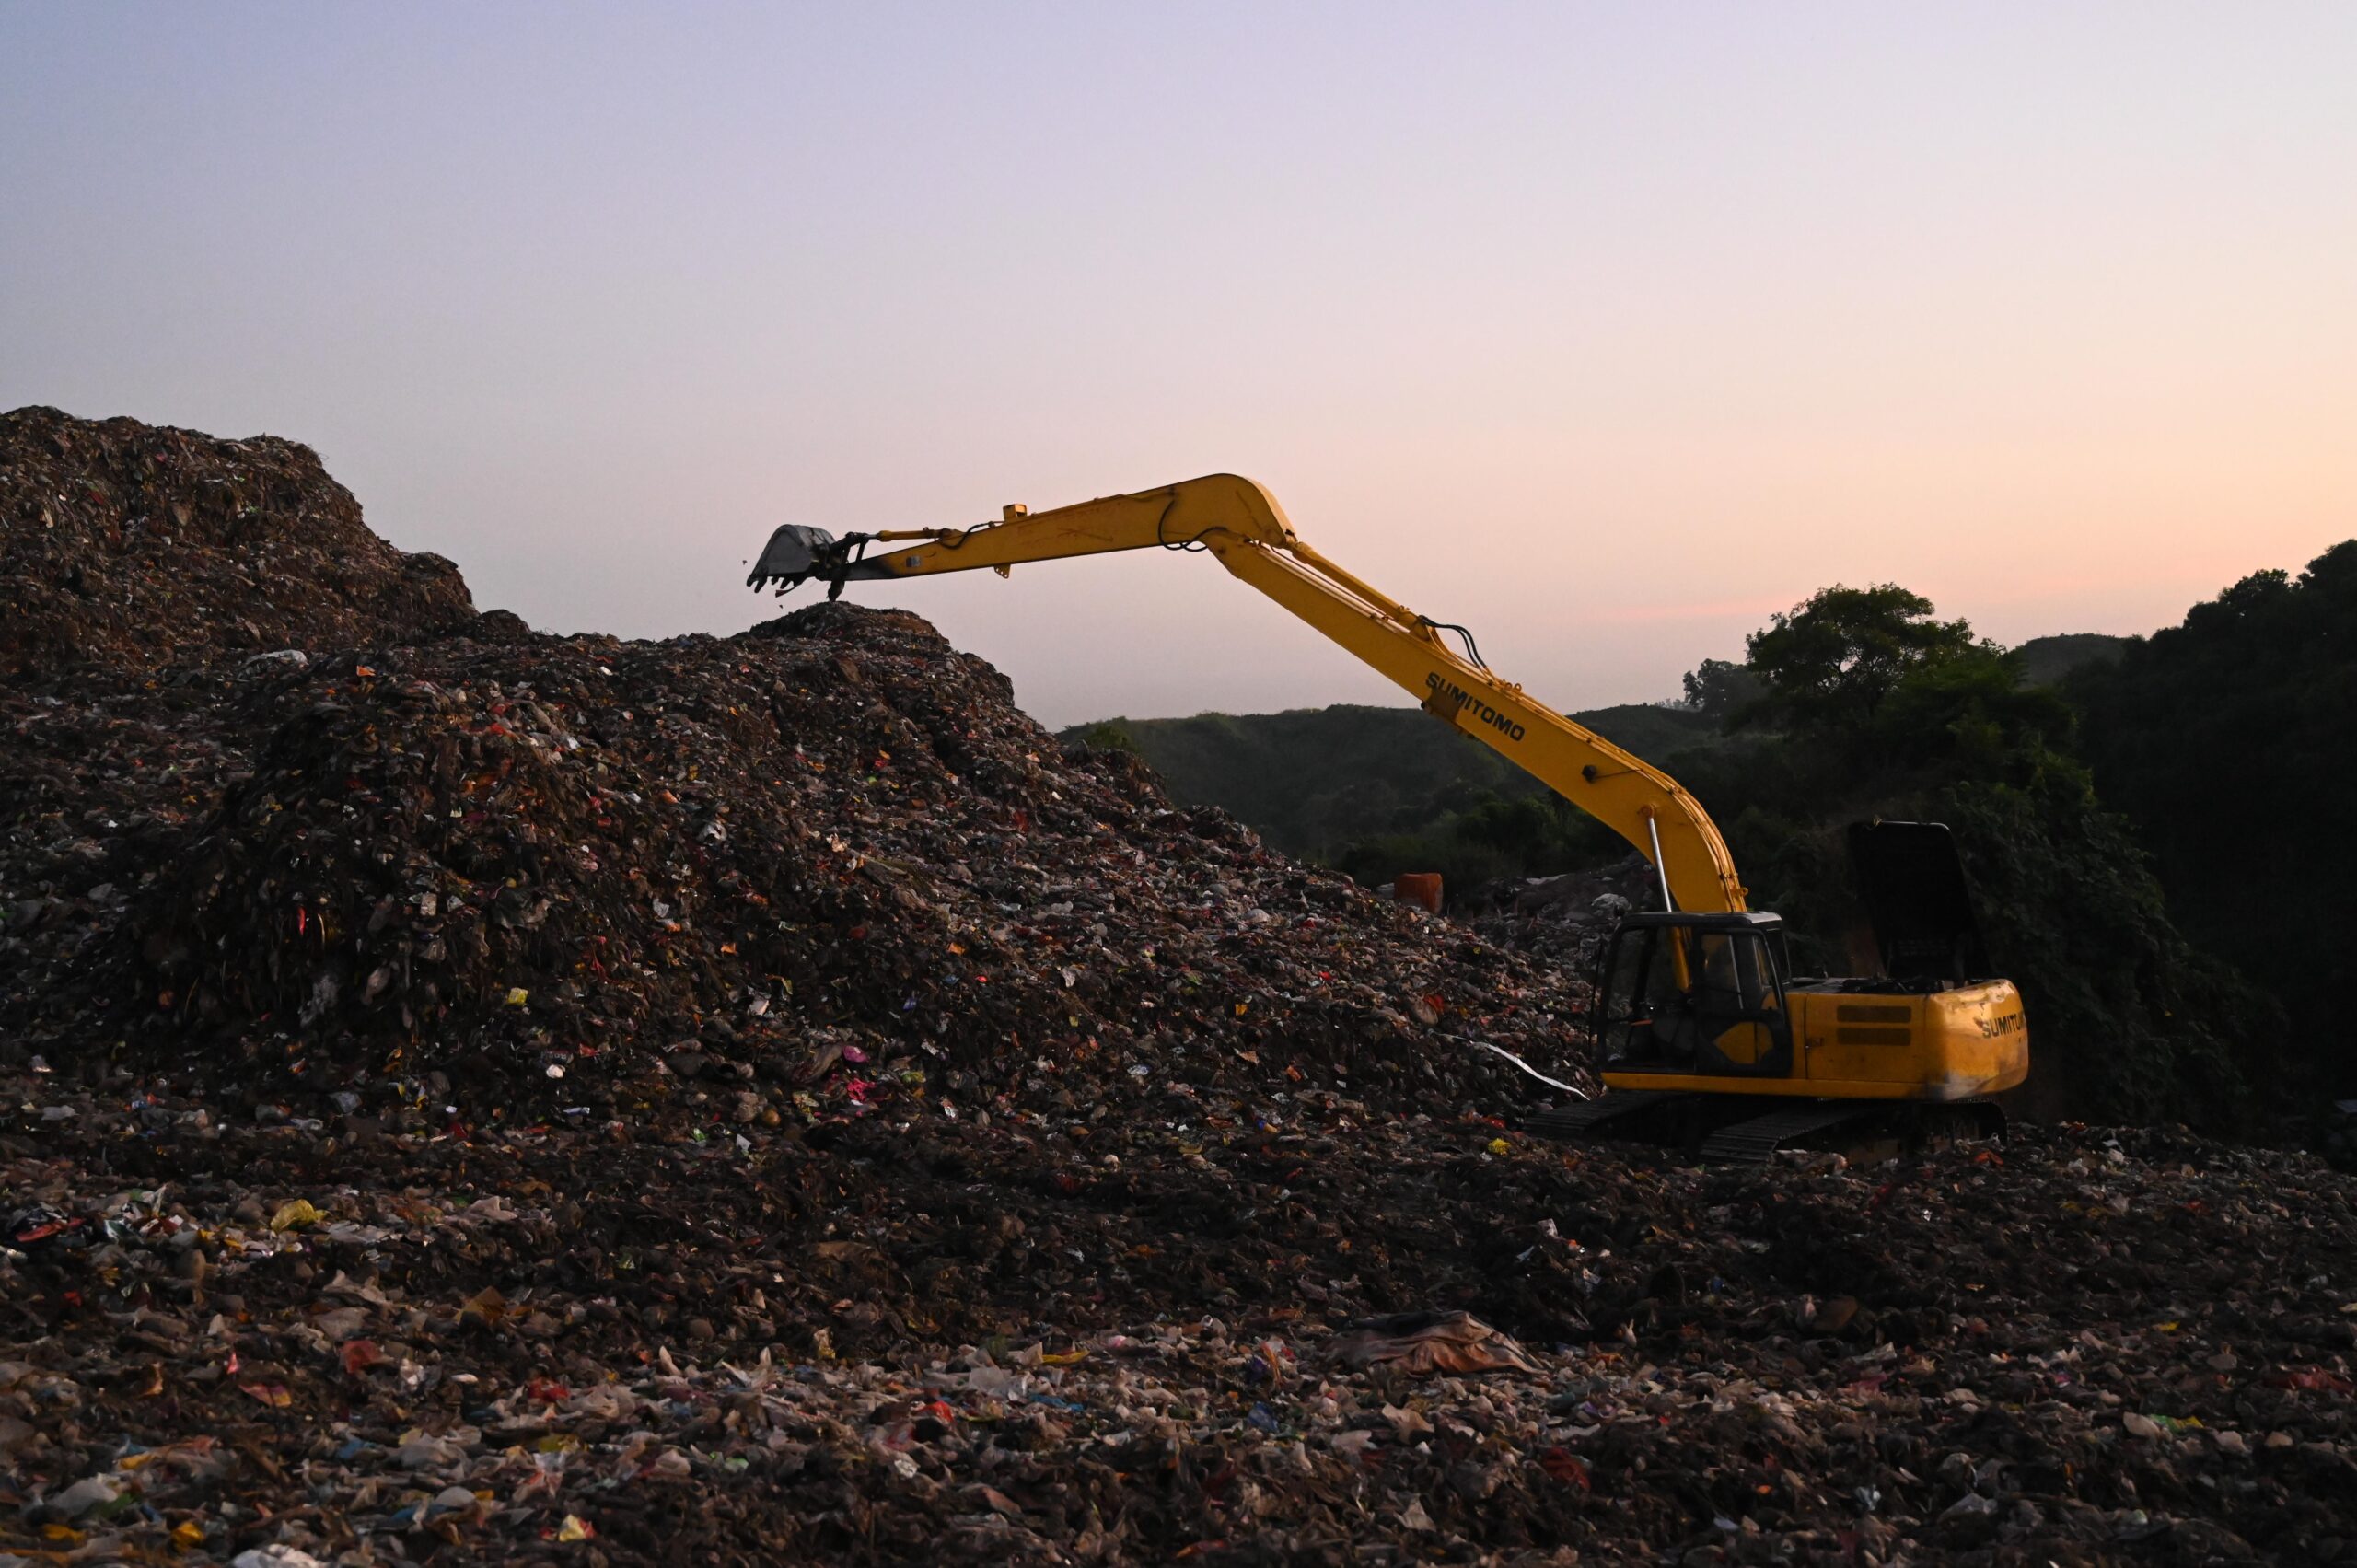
[749,473,1747,914]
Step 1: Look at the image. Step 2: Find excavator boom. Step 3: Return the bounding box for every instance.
[750,474,1747,915]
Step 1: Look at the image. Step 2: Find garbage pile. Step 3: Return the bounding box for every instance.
[3,410,1592,1135]
[5,411,2354,1565]
[108,613,1594,1126]
[0,407,480,682]
[1464,854,1662,973]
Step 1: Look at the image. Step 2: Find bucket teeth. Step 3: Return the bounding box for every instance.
[747,524,843,592]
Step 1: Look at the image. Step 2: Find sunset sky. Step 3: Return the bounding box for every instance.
[5,4,2351,726]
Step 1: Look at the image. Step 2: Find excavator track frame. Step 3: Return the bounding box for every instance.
[1524,1095,2007,1166]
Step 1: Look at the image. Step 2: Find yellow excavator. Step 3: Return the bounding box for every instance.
[749,474,2028,1159]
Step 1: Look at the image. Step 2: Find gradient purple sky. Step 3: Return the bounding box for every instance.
[6,5,2351,726]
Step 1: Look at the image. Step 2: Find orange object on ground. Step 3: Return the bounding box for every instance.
[1393,873,1442,912]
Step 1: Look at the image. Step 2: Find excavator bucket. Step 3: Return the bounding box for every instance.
[747,525,845,594]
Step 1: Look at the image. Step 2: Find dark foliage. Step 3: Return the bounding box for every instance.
[1739,583,1980,734]
[1677,587,2277,1129]
[2069,541,2357,1096]
[2013,632,2131,686]
[1058,702,1720,889]
[1332,783,1627,896]
[1679,656,1763,719]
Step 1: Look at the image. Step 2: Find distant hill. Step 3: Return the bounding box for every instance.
[1060,701,1721,863]
[1059,632,2140,892]
[2013,633,2131,686]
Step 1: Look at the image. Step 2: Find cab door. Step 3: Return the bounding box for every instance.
[1689,928,1794,1076]
[1600,923,1794,1078]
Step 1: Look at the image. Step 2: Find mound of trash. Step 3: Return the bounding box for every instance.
[1464,854,1664,971]
[126,602,1588,1127]
[0,406,479,682]
[0,409,1589,1133]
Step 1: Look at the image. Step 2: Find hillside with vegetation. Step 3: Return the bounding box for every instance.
[1061,633,2139,912]
[2014,631,2131,686]
[1060,702,1721,882]
[2067,542,2357,1098]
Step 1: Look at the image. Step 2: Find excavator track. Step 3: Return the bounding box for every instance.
[1696,1101,1877,1164]
[1522,1090,1682,1143]
[1524,1093,2006,1165]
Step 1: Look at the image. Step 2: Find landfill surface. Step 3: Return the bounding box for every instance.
[4,409,2355,1566]
[1461,859,1665,978]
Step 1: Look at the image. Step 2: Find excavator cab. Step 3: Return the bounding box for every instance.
[1597,912,1795,1079]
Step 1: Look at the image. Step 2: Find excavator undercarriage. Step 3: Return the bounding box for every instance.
[1526,1089,2008,1165]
